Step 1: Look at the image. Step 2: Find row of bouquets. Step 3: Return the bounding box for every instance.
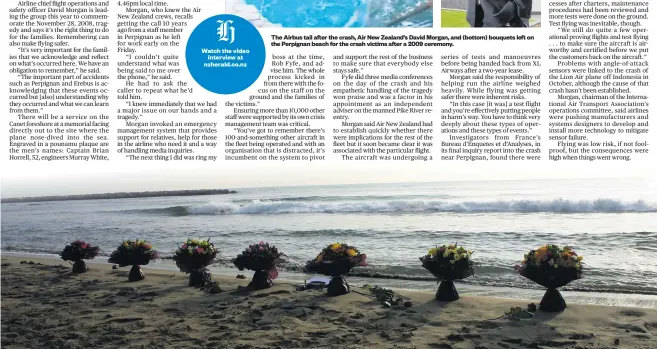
[59,240,583,311]
[59,239,583,287]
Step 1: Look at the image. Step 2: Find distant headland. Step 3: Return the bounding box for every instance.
[1,189,237,203]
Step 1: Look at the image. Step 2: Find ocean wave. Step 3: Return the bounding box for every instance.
[121,198,657,216]
[231,194,450,203]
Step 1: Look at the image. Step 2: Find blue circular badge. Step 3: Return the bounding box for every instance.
[186,14,265,95]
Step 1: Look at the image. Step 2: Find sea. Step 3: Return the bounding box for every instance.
[2,178,657,307]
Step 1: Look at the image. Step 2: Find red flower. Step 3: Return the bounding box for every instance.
[358,254,367,266]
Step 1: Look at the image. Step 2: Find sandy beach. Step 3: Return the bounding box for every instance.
[1,255,655,349]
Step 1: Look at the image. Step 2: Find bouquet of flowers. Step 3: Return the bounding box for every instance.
[233,241,285,290]
[420,243,474,301]
[305,242,367,296]
[108,239,158,281]
[174,239,217,272]
[515,244,584,312]
[173,238,217,287]
[515,244,583,288]
[60,240,100,273]
[420,244,474,280]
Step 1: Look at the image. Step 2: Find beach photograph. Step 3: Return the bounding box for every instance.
[2,176,657,348]
[226,0,434,28]
[441,0,541,28]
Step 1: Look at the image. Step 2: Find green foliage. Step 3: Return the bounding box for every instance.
[504,307,534,320]
[362,284,411,307]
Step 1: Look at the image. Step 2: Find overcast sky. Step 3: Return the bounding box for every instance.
[2,160,655,198]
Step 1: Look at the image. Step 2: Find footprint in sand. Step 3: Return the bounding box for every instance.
[645,321,657,330]
[105,317,143,323]
[613,323,648,333]
[474,321,499,330]
[428,343,454,349]
[568,333,595,340]
[619,310,646,317]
